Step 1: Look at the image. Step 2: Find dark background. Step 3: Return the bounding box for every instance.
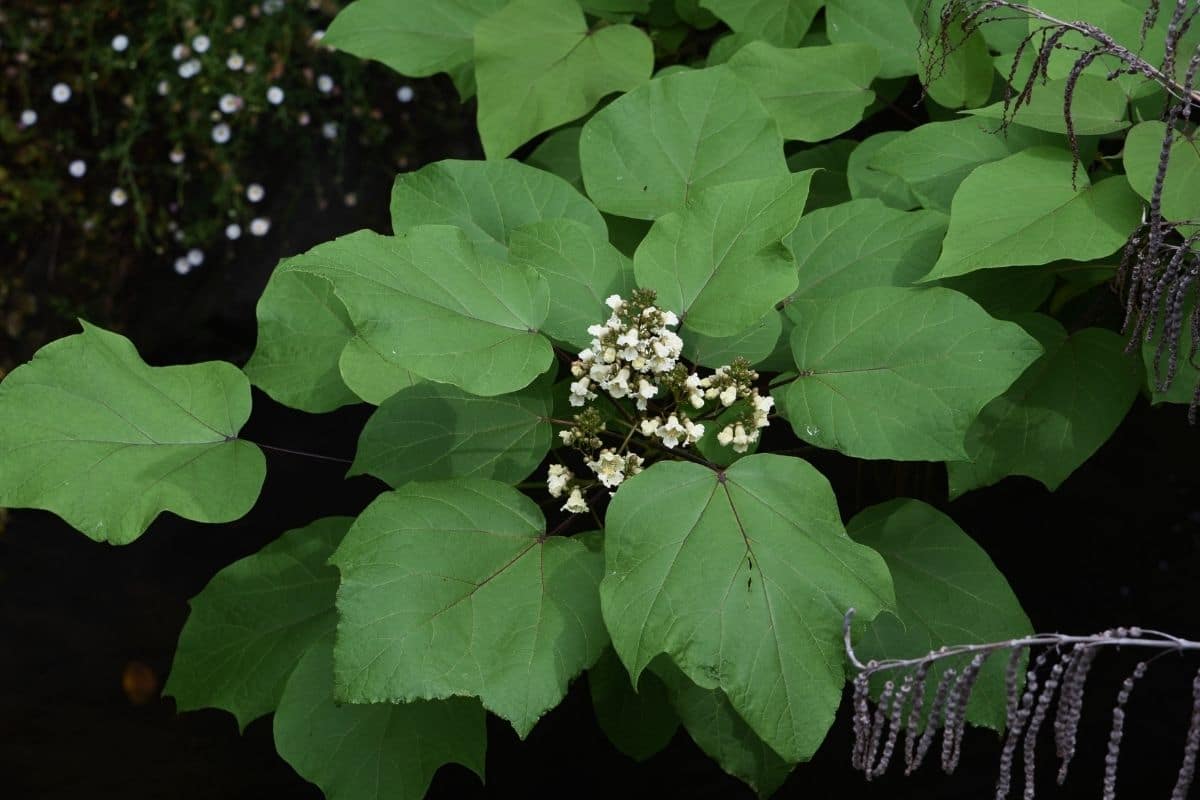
[3,77,1200,800]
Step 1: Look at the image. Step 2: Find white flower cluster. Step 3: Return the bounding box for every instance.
[546,450,645,516]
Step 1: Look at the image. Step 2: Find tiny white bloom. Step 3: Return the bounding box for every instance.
[639,417,661,437]
[211,122,231,144]
[20,109,37,127]
[171,43,187,61]
[562,488,589,514]
[297,111,311,126]
[191,34,210,53]
[266,86,284,105]
[547,464,573,498]
[68,159,86,178]
[226,52,245,71]
[396,85,414,103]
[111,34,129,52]
[587,449,627,489]
[605,294,623,311]
[178,58,201,79]
[719,385,738,407]
[186,248,205,267]
[637,379,657,400]
[246,183,265,203]
[250,217,271,236]
[311,29,326,43]
[173,257,191,275]
[316,74,333,93]
[218,93,242,114]
[225,223,242,240]
[51,83,71,103]
[656,415,687,449]
[321,121,338,140]
[109,187,128,207]
[717,426,734,447]
[157,80,170,96]
[169,147,185,164]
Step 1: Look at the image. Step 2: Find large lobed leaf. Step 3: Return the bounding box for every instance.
[600,454,895,763]
[0,322,264,544]
[700,0,823,47]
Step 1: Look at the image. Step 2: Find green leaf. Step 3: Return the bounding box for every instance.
[323,0,506,77]
[785,199,948,305]
[699,0,823,47]
[0,322,265,544]
[726,42,879,142]
[867,118,1059,212]
[935,266,1056,317]
[948,316,1141,496]
[682,311,784,369]
[825,0,919,78]
[290,227,553,397]
[847,499,1033,731]
[846,131,919,210]
[600,454,895,762]
[473,0,654,158]
[580,66,789,220]
[922,23,992,110]
[275,633,487,800]
[651,659,793,796]
[1124,121,1200,230]
[390,158,606,260]
[787,139,856,211]
[165,517,350,730]
[588,648,680,762]
[967,75,1131,135]
[778,287,1044,461]
[244,268,358,413]
[526,126,584,191]
[337,335,421,406]
[350,381,552,488]
[633,172,813,337]
[1141,293,1200,406]
[331,479,608,737]
[924,147,1142,281]
[508,219,636,350]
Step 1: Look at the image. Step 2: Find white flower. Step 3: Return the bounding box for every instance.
[51,83,71,103]
[587,449,627,489]
[683,418,705,445]
[637,379,657,400]
[171,43,187,61]
[605,294,623,311]
[225,223,242,240]
[317,74,334,93]
[109,187,128,207]
[717,426,734,447]
[191,34,210,53]
[297,111,311,126]
[186,248,204,267]
[731,424,752,453]
[639,417,660,437]
[344,192,358,207]
[250,217,271,236]
[547,464,573,498]
[752,394,774,428]
[396,85,414,103]
[311,29,326,44]
[169,147,185,164]
[218,93,242,114]
[322,121,338,140]
[719,385,738,407]
[20,109,37,127]
[656,415,687,449]
[173,257,191,275]
[226,52,245,71]
[68,160,86,178]
[111,34,129,52]
[157,80,170,96]
[246,183,265,203]
[266,86,284,105]
[624,453,645,478]
[178,58,201,79]
[211,123,231,144]
[562,488,589,514]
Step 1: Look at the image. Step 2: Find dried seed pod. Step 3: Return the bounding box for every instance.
[1170,666,1200,800]
[909,667,957,776]
[1022,651,1066,800]
[1055,644,1100,785]
[943,652,988,774]
[851,672,873,771]
[865,680,895,776]
[872,674,914,779]
[996,652,1046,800]
[1102,661,1148,800]
[905,660,934,771]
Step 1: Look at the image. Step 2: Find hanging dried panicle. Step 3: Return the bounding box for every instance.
[870,673,914,779]
[1102,661,1149,800]
[864,679,896,775]
[1170,667,1200,800]
[851,671,873,771]
[997,652,1046,800]
[1054,643,1099,784]
[1022,651,1067,800]
[943,652,989,774]
[910,666,958,775]
[904,660,934,771]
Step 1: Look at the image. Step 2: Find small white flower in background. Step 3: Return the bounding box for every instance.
[111,34,129,52]
[109,188,128,207]
[191,34,210,53]
[263,0,285,13]
[68,159,86,178]
[266,85,284,105]
[173,257,191,275]
[546,464,573,498]
[169,147,185,164]
[186,248,204,267]
[250,217,271,236]
[587,449,630,489]
[562,488,589,515]
[20,109,37,127]
[157,80,170,96]
[178,58,201,79]
[246,183,264,203]
[51,83,71,103]
[226,52,245,71]
[321,121,338,140]
[397,85,414,103]
[297,111,311,126]
[225,223,242,240]
[343,192,358,207]
[171,43,187,61]
[218,93,242,114]
[316,74,333,93]
[211,122,231,144]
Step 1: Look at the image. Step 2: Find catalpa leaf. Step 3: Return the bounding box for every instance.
[651,659,794,797]
[825,0,920,78]
[924,147,1142,281]
[244,268,359,413]
[580,66,789,220]
[0,322,264,544]
[390,158,606,260]
[682,311,784,369]
[726,42,879,142]
[165,517,350,730]
[289,226,553,397]
[967,75,1131,135]
[331,479,608,738]
[777,287,1043,461]
[588,648,680,763]
[1124,121,1200,232]
[473,0,653,158]
[337,335,421,406]
[699,0,823,47]
[600,455,895,763]
[633,172,814,337]
[275,633,487,800]
[948,315,1141,496]
[526,126,584,191]
[848,499,1033,731]
[921,21,992,109]
[846,131,919,210]
[323,0,506,77]
[349,380,552,488]
[508,218,636,350]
